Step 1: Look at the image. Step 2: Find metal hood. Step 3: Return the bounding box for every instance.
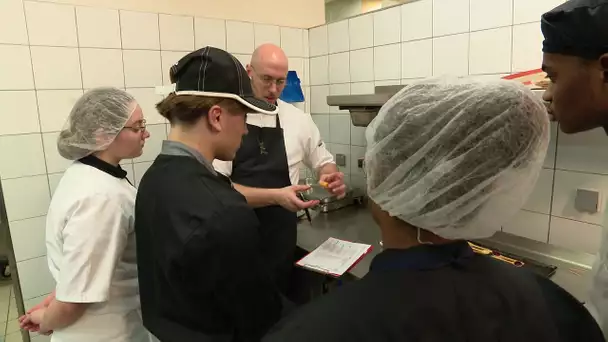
[326,85,404,127]
[328,84,547,127]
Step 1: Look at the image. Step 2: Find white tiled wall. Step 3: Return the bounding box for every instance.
[307,0,608,255]
[0,1,308,338]
[1,0,604,334]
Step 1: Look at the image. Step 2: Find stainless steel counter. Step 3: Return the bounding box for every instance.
[297,205,595,303]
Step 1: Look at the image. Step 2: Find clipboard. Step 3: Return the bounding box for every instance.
[295,237,373,278]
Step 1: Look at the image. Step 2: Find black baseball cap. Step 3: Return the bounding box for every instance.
[541,0,608,60]
[169,46,278,115]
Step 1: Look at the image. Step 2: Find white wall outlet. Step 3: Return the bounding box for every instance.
[575,188,601,213]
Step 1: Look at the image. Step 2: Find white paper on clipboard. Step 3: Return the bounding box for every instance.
[296,237,372,277]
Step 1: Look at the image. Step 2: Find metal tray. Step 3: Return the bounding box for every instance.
[472,241,557,278]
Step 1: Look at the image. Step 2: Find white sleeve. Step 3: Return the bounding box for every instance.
[212,160,233,177]
[303,114,335,170]
[55,195,129,303]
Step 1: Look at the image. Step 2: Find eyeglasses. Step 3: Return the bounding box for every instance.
[123,119,147,133]
[251,66,286,87]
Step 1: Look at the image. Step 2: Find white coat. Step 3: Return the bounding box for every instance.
[45,161,151,342]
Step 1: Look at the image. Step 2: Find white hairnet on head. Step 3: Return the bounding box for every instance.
[58,87,136,160]
[365,77,549,239]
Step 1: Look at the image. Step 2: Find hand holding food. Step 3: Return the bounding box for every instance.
[319,173,347,198]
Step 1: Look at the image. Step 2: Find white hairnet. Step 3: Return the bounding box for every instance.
[365,77,549,240]
[57,87,136,160]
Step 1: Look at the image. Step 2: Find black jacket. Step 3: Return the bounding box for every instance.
[264,242,604,342]
[135,154,283,342]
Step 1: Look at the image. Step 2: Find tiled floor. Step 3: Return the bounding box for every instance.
[0,281,22,342]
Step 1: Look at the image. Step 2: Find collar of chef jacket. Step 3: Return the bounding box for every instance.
[78,154,128,179]
[370,240,475,272]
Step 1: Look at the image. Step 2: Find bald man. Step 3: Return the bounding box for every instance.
[213,44,346,300]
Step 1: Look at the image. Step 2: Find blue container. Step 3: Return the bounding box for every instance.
[279,70,305,103]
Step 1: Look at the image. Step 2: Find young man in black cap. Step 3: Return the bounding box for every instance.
[541,0,608,336]
[134,47,284,342]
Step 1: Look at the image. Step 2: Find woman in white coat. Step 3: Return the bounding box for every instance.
[18,87,151,342]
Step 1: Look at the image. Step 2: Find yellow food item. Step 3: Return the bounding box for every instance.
[318,181,329,188]
[534,79,551,89]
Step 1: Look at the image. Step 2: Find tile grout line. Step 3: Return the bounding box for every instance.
[224,19,228,55]
[466,0,471,76]
[547,126,561,243]
[430,0,435,81]
[0,120,165,138]
[0,42,194,53]
[2,5,42,342]
[14,254,49,264]
[119,11,129,91]
[550,214,603,227]
[1,20,525,56]
[509,0,515,74]
[0,284,10,338]
[18,5,42,341]
[27,0,306,30]
[117,10,137,178]
[191,14,196,53]
[21,2,48,197]
[6,286,12,337]
[154,12,167,146]
[307,25,528,60]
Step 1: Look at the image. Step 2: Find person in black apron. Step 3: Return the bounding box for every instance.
[263,79,605,341]
[231,114,297,296]
[225,44,346,302]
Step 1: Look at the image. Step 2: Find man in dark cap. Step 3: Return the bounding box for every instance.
[541,0,608,336]
[541,0,608,133]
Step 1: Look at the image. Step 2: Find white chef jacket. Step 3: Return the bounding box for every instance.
[213,99,335,184]
[587,213,608,339]
[45,161,150,342]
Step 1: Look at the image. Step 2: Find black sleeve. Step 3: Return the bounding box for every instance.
[536,275,606,342]
[186,204,284,342]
